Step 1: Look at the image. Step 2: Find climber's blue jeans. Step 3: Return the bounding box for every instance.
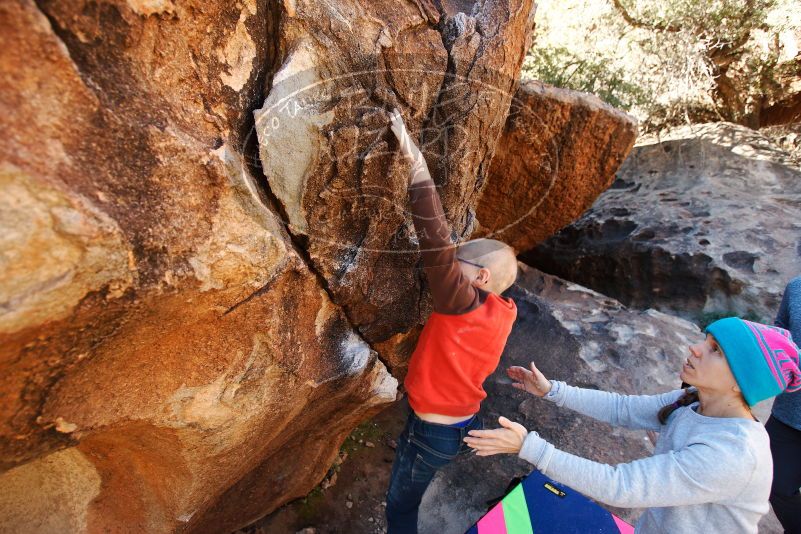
[385,409,483,534]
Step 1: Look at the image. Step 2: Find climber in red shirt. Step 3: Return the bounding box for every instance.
[385,108,519,534]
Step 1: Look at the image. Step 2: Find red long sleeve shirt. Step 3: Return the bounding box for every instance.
[404,177,517,416]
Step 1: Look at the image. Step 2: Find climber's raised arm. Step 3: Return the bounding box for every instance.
[388,109,480,314]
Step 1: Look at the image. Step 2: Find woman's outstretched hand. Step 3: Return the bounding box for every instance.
[507,362,552,397]
[463,416,528,456]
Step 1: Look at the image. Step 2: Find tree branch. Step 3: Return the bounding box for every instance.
[609,0,683,33]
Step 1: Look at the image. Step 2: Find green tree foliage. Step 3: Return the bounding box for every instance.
[524,0,800,131]
[525,46,647,110]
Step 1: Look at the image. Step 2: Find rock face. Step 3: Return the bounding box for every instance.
[0,0,549,532]
[254,0,538,344]
[524,122,801,322]
[0,1,400,532]
[475,80,638,252]
[418,263,704,532]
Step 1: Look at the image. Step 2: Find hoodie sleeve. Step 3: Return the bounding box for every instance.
[519,427,757,508]
[408,175,481,315]
[543,381,685,432]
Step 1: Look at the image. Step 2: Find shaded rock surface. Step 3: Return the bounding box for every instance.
[418,264,780,533]
[0,0,556,532]
[524,122,801,323]
[476,81,638,252]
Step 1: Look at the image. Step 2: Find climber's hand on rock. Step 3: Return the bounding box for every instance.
[389,108,407,141]
[389,108,419,159]
[463,416,527,456]
[507,362,552,397]
[389,107,430,185]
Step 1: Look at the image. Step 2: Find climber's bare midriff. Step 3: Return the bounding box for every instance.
[414,411,476,425]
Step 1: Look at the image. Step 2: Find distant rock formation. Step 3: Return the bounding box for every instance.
[524,122,801,322]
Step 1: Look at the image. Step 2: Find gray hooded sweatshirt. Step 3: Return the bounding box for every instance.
[519,381,772,533]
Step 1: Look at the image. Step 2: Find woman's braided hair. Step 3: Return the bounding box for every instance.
[658,388,700,425]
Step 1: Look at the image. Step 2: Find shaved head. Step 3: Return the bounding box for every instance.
[456,238,518,294]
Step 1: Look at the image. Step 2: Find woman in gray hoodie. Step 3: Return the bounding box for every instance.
[464,317,801,533]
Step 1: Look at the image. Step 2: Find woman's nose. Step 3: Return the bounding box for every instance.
[689,344,702,358]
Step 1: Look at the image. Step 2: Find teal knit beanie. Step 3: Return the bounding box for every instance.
[705,317,801,406]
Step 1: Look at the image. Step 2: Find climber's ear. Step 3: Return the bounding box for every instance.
[477,267,491,285]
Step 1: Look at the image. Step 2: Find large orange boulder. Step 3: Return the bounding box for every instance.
[254,0,538,343]
[475,80,638,252]
[0,0,537,532]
